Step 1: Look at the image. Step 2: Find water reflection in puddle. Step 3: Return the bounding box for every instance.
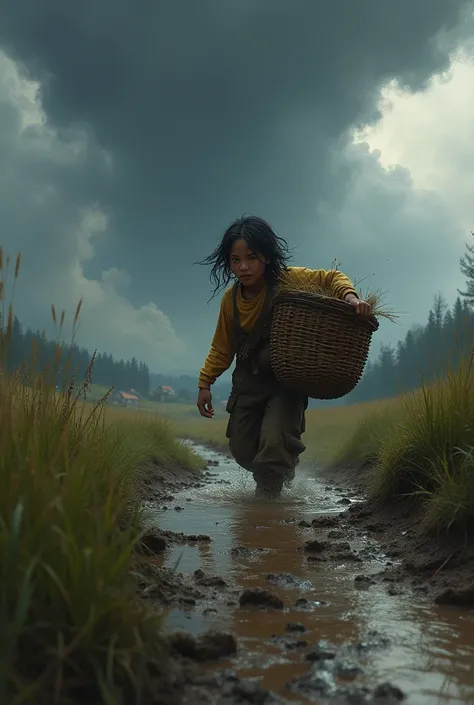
[154,444,474,704]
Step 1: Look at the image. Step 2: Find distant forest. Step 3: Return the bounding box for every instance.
[3,232,473,405]
[0,317,230,401]
[345,230,474,404]
[345,294,473,404]
[3,318,151,398]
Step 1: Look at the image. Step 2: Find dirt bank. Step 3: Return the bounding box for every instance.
[319,462,474,607]
[140,458,207,504]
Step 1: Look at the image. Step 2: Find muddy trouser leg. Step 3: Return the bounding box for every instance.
[252,390,307,487]
[226,394,266,473]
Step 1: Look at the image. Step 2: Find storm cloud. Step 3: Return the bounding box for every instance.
[0,0,472,372]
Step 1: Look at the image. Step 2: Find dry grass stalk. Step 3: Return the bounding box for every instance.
[276,269,400,323]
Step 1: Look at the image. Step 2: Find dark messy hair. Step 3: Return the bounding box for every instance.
[197,215,292,298]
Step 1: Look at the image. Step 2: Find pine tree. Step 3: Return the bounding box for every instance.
[377,344,398,396]
[432,292,448,328]
[1,312,154,395]
[458,231,474,306]
[9,317,24,370]
[396,329,419,391]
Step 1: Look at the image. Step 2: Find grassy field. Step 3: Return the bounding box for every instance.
[172,358,474,533]
[170,398,397,464]
[0,357,202,703]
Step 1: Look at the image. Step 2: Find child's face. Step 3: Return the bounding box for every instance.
[230,239,266,287]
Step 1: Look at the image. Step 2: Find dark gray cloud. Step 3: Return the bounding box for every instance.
[0,1,472,372]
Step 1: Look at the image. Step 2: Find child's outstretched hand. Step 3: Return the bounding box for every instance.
[345,293,372,319]
[197,388,214,418]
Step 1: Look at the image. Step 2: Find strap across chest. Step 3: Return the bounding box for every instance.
[231,282,274,360]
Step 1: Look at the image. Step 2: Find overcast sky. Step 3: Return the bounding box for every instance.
[0,1,473,376]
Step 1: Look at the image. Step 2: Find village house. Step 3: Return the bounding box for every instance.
[113,390,141,407]
[151,385,177,402]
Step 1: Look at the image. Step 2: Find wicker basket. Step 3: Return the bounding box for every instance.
[270,291,379,399]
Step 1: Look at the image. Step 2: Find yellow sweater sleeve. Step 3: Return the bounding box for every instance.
[286,267,359,300]
[198,289,234,389]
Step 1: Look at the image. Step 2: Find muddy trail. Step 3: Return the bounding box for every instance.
[148,443,474,705]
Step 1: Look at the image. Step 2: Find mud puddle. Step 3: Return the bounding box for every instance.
[153,443,474,704]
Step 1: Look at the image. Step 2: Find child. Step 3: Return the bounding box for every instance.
[197,215,372,498]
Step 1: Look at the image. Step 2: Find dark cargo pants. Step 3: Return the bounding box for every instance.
[226,389,307,481]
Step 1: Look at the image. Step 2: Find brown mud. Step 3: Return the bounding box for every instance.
[141,444,474,705]
[344,494,474,606]
[318,461,474,604]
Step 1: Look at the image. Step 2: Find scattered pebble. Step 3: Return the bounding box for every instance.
[354,574,376,587]
[285,622,307,633]
[305,647,335,662]
[374,682,406,701]
[312,516,339,528]
[168,630,236,662]
[270,635,308,650]
[287,668,337,697]
[197,574,228,588]
[302,539,327,553]
[239,588,284,610]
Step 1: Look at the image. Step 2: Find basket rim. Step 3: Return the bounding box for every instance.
[272,290,379,332]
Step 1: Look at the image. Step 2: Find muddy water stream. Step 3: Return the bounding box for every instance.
[155,444,474,704]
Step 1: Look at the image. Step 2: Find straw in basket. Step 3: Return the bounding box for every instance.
[270,291,379,400]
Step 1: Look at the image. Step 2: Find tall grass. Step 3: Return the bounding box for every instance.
[0,250,202,704]
[322,346,474,532]
[369,355,474,530]
[330,399,401,469]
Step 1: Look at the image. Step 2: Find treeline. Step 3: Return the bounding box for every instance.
[348,231,474,403]
[348,298,473,404]
[3,317,151,397]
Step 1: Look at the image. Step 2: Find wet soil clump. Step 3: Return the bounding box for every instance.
[239,587,285,610]
[320,464,474,605]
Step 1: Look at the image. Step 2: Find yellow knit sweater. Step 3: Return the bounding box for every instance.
[198,266,358,389]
